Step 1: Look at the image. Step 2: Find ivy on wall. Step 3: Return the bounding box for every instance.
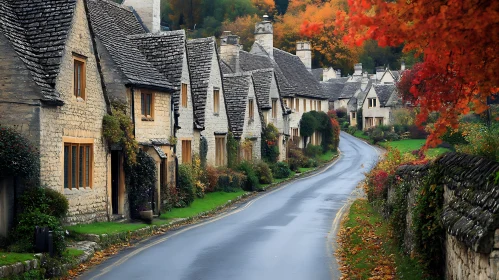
[227,132,239,167]
[124,150,156,219]
[261,123,280,163]
[200,136,208,167]
[102,104,139,165]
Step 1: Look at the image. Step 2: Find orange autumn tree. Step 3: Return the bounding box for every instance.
[222,14,262,50]
[328,0,499,146]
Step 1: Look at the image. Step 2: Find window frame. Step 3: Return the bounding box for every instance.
[215,136,226,166]
[181,140,192,164]
[213,88,220,114]
[181,83,188,108]
[318,101,322,111]
[272,99,278,119]
[368,98,377,108]
[248,99,254,120]
[295,98,299,112]
[73,55,87,99]
[63,138,93,190]
[141,91,155,119]
[303,99,307,112]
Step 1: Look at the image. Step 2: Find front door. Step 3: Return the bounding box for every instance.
[111,151,120,215]
[0,177,14,238]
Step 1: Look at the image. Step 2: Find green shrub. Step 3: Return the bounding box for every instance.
[9,210,65,256]
[200,136,208,167]
[255,161,273,184]
[261,123,280,163]
[303,158,318,168]
[102,106,139,165]
[125,150,156,217]
[0,125,39,183]
[347,126,357,135]
[177,164,196,207]
[236,161,259,191]
[271,162,292,179]
[227,132,239,167]
[288,143,307,171]
[305,144,322,158]
[393,124,409,134]
[20,187,68,219]
[216,168,246,192]
[384,131,400,141]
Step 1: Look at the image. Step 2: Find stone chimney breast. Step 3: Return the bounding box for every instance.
[254,15,274,58]
[296,41,312,70]
[123,0,161,33]
[220,31,241,73]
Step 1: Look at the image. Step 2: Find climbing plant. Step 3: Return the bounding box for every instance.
[261,123,280,163]
[200,136,208,167]
[103,104,139,165]
[0,125,39,183]
[227,132,239,167]
[124,150,156,219]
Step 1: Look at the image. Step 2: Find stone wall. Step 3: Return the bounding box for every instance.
[241,80,262,160]
[175,51,194,164]
[390,153,499,279]
[132,89,172,144]
[41,0,109,225]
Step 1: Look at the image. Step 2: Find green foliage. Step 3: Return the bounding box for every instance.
[356,109,363,130]
[254,161,273,184]
[215,168,246,192]
[271,162,292,179]
[412,167,445,278]
[227,132,239,167]
[103,106,139,165]
[287,142,307,171]
[305,144,322,158]
[200,136,208,167]
[236,161,260,191]
[124,150,156,218]
[261,123,280,163]
[20,187,68,219]
[177,164,196,207]
[8,269,43,280]
[390,181,411,246]
[0,125,39,183]
[300,112,318,138]
[455,123,499,161]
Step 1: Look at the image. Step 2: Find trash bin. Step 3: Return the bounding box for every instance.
[34,226,54,257]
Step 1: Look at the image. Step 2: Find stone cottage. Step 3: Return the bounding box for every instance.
[360,84,401,129]
[86,0,176,216]
[223,73,262,161]
[129,30,195,165]
[186,37,229,167]
[0,0,111,227]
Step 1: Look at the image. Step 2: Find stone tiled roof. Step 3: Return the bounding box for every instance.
[338,82,361,99]
[86,0,173,92]
[222,74,252,138]
[273,48,326,100]
[186,37,218,129]
[251,69,273,110]
[356,80,372,108]
[373,84,396,107]
[220,60,234,74]
[129,30,187,116]
[0,0,78,105]
[239,50,296,98]
[311,68,323,81]
[321,80,347,101]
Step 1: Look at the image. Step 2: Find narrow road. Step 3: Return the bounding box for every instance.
[81,133,379,280]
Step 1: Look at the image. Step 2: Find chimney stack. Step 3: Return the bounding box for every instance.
[123,0,161,33]
[220,31,241,73]
[296,41,312,71]
[322,67,337,81]
[354,63,362,75]
[254,15,274,58]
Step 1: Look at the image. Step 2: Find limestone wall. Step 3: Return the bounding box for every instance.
[41,0,109,225]
[446,233,494,280]
[241,80,262,160]
[132,89,172,144]
[175,51,194,164]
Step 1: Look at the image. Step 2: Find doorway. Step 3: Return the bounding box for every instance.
[111,151,123,215]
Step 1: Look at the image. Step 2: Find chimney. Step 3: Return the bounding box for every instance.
[296,41,312,71]
[354,63,362,75]
[123,0,161,33]
[336,69,341,77]
[220,31,241,73]
[401,60,406,71]
[254,15,274,58]
[322,67,337,81]
[376,66,384,81]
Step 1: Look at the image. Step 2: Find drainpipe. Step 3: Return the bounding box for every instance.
[130,88,136,137]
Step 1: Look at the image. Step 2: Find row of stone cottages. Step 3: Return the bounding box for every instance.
[0,0,329,232]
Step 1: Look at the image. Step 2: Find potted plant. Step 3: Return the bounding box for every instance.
[139,202,153,224]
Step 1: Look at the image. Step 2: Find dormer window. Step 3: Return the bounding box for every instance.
[73,55,87,99]
[368,98,377,108]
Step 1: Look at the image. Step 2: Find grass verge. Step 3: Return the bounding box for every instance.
[336,199,424,279]
[66,222,149,235]
[354,130,371,141]
[378,139,450,157]
[0,252,36,266]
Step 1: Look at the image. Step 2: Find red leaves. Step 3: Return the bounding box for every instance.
[299,20,324,38]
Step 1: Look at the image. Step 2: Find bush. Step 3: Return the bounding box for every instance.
[288,143,307,171]
[393,124,409,134]
[226,132,239,167]
[200,136,208,167]
[20,187,69,219]
[0,126,39,183]
[369,127,385,143]
[305,144,322,158]
[255,161,273,184]
[125,150,156,217]
[384,131,400,141]
[236,161,259,191]
[335,107,347,119]
[216,168,246,192]
[177,164,196,207]
[408,125,428,139]
[346,126,357,135]
[271,162,292,179]
[205,166,220,193]
[261,124,280,163]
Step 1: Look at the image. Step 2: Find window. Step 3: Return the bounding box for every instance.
[352,112,356,119]
[141,91,154,118]
[181,83,188,108]
[182,140,192,164]
[263,111,268,124]
[318,101,322,111]
[295,98,299,112]
[215,136,225,166]
[376,117,384,126]
[303,99,307,111]
[64,143,93,189]
[292,128,299,137]
[248,99,254,120]
[365,117,374,128]
[73,56,86,99]
[310,100,313,111]
[368,98,377,108]
[272,99,278,119]
[283,99,288,108]
[214,89,220,114]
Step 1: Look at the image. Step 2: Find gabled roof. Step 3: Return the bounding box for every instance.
[373,84,396,107]
[338,82,362,99]
[0,0,78,105]
[273,48,326,99]
[356,80,372,109]
[220,60,234,74]
[129,30,187,116]
[186,37,219,129]
[240,49,296,98]
[251,69,273,110]
[311,68,323,82]
[86,0,174,92]
[322,79,347,101]
[222,74,253,139]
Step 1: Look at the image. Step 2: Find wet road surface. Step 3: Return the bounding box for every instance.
[81,132,379,280]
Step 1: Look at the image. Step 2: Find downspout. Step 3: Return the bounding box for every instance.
[130,87,136,137]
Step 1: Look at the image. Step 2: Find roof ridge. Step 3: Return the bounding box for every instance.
[188,36,215,43]
[96,0,134,12]
[128,29,185,39]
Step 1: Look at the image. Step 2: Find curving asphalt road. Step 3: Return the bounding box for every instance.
[81,132,379,280]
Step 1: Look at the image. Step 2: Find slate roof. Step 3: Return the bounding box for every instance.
[0,0,78,105]
[222,74,252,138]
[373,84,396,107]
[338,82,361,99]
[273,48,326,99]
[186,37,219,129]
[356,79,372,109]
[311,68,323,81]
[86,0,173,92]
[239,50,296,98]
[129,30,187,116]
[321,79,347,101]
[220,60,234,74]
[251,69,273,110]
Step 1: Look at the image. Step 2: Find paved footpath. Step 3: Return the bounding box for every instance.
[80,132,379,280]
